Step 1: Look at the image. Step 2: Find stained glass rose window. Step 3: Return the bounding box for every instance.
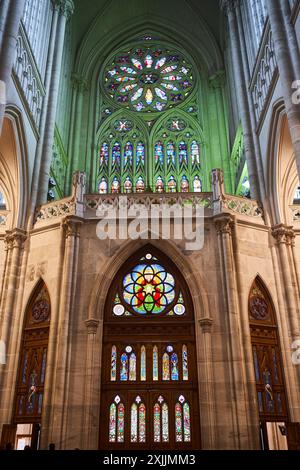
[122,258,175,314]
[104,45,194,112]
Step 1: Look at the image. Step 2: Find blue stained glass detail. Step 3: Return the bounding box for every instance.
[136,142,145,165]
[276,393,283,413]
[41,350,47,384]
[171,353,179,380]
[155,142,164,165]
[178,141,188,165]
[257,392,263,413]
[124,142,133,166]
[166,142,175,165]
[22,352,28,384]
[112,142,121,167]
[120,353,128,381]
[253,346,260,382]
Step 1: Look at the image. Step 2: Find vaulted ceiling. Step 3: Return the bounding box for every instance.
[72,0,222,52]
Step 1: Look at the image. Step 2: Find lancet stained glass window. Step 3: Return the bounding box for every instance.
[98,39,204,195]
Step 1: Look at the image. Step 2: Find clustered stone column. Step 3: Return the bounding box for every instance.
[271,224,300,340]
[45,215,82,449]
[0,229,27,423]
[214,213,258,449]
[0,0,26,134]
[66,75,88,193]
[265,0,300,180]
[36,0,75,207]
[81,318,100,449]
[209,70,233,193]
[220,0,262,202]
[198,317,216,449]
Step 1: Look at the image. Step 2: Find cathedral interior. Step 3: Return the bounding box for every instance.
[0,0,300,451]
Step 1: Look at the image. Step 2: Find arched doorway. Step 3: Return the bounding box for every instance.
[1,281,51,450]
[248,277,289,450]
[99,246,201,450]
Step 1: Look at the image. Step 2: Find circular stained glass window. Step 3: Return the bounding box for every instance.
[122,262,175,314]
[104,45,194,112]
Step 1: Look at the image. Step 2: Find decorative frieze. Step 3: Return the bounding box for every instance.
[13,23,45,130]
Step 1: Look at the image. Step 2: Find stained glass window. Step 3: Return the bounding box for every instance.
[117,403,125,442]
[162,352,170,381]
[153,345,158,381]
[109,403,117,442]
[120,352,128,381]
[129,352,136,381]
[131,403,138,442]
[154,403,160,442]
[182,345,188,381]
[183,402,191,442]
[171,353,179,381]
[162,402,169,442]
[122,261,175,315]
[139,403,146,442]
[111,345,117,381]
[141,346,146,381]
[98,40,204,195]
[104,45,194,113]
[175,402,183,442]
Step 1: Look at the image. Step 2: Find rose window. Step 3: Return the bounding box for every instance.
[104,45,194,112]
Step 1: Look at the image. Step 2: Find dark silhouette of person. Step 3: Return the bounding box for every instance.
[48,443,55,450]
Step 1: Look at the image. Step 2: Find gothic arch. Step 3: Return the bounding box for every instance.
[0,107,29,228]
[267,101,298,225]
[248,275,289,448]
[87,239,210,324]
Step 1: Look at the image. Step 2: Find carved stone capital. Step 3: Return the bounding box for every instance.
[85,318,100,334]
[199,317,213,333]
[52,0,74,19]
[209,70,226,89]
[4,228,27,250]
[271,224,295,246]
[61,216,83,239]
[214,214,235,235]
[71,74,89,93]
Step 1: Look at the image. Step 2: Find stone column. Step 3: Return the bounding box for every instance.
[220,0,261,201]
[265,0,300,179]
[81,319,100,449]
[37,0,75,206]
[47,215,82,448]
[198,317,216,449]
[0,229,27,419]
[234,2,267,204]
[271,224,300,339]
[29,3,60,220]
[280,0,300,79]
[0,0,10,54]
[66,75,88,193]
[214,214,256,449]
[209,70,232,193]
[0,0,26,134]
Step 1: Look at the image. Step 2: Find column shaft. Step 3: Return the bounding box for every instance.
[0,0,26,134]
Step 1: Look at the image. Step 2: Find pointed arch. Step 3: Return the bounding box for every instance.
[248,275,288,436]
[266,101,298,225]
[13,280,51,422]
[0,107,29,228]
[99,242,201,449]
